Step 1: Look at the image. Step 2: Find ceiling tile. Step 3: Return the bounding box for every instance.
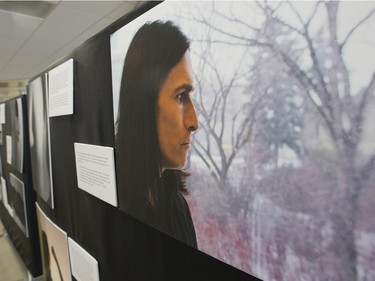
[0,35,25,52]
[0,36,25,72]
[32,20,84,46]
[75,17,115,43]
[0,1,56,19]
[0,9,42,29]
[3,37,59,78]
[26,16,118,79]
[46,4,101,28]
[0,56,37,81]
[60,1,124,17]
[0,21,35,40]
[0,0,140,83]
[0,56,10,67]
[106,1,139,20]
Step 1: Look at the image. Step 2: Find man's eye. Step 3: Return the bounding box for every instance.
[176,93,186,103]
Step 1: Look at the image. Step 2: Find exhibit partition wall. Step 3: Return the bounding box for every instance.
[0,96,42,277]
[28,1,375,281]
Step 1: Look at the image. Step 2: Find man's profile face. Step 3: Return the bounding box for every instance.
[157,52,198,171]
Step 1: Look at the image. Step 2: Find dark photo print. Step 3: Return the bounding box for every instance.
[111,1,375,280]
[6,98,24,173]
[9,173,28,237]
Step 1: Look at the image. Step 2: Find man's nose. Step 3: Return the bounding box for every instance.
[185,102,199,132]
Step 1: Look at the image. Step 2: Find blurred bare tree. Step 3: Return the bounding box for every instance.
[191,26,264,190]
[188,1,375,280]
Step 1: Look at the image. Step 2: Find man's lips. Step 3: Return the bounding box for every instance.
[180,140,191,147]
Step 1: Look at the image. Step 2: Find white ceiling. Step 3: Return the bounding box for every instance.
[0,1,143,100]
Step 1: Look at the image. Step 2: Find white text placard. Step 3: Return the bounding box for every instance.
[74,143,117,207]
[48,59,74,117]
[68,238,100,281]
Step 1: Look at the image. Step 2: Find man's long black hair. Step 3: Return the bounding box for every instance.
[115,20,191,227]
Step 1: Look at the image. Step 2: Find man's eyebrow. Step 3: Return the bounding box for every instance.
[175,84,194,93]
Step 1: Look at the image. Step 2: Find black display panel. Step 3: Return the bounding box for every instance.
[0,96,42,277]
[25,1,375,281]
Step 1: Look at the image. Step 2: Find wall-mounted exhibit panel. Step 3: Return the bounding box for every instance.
[0,95,42,277]
[110,1,375,280]
[27,1,375,281]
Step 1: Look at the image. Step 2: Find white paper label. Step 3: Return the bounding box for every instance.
[74,143,118,207]
[48,59,74,117]
[68,238,100,281]
[0,104,5,124]
[6,135,12,164]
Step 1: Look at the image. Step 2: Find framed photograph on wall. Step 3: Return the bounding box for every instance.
[8,173,28,237]
[111,1,375,280]
[36,203,71,281]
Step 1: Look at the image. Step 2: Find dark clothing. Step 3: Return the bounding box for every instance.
[157,176,197,248]
[125,170,197,248]
[151,170,197,248]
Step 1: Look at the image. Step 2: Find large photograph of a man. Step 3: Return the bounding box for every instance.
[114,20,198,247]
[111,1,375,280]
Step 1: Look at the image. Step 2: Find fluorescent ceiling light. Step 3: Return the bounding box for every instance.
[0,1,56,19]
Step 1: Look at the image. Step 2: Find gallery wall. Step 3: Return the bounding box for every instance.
[0,95,42,277]
[2,1,373,280]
